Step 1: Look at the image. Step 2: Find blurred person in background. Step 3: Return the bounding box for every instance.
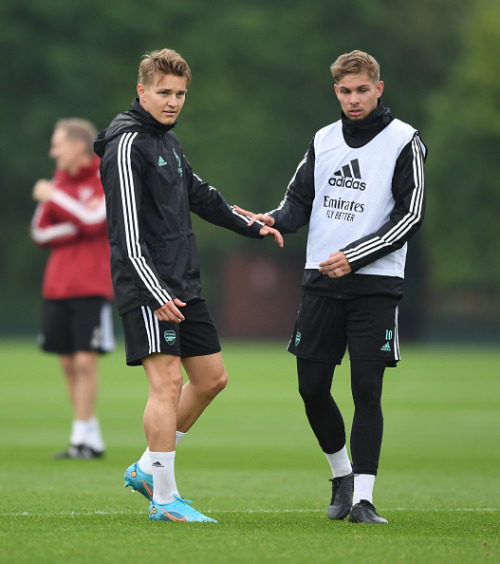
[236,50,426,524]
[31,118,115,459]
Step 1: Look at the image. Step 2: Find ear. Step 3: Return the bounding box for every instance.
[334,83,340,99]
[137,83,146,100]
[376,80,384,99]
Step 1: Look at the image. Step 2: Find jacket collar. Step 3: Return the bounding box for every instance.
[130,98,177,133]
[54,154,100,183]
[341,100,393,148]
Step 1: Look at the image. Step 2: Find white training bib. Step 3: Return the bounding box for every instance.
[305,119,417,277]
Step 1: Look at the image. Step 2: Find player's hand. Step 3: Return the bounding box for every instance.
[154,298,186,323]
[32,179,55,202]
[319,251,352,278]
[259,225,284,248]
[233,205,275,227]
[233,205,283,247]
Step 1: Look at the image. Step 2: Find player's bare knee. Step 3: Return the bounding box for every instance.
[200,369,228,399]
[149,370,183,400]
[215,369,228,394]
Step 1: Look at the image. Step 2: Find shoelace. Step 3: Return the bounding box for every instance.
[329,478,341,491]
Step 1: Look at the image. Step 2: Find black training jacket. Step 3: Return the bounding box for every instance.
[94,99,262,315]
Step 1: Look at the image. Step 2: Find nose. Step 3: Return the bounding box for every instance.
[349,92,360,106]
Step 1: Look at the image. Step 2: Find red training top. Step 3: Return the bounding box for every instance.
[31,155,114,301]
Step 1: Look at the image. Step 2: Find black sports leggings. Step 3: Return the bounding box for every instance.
[297,357,385,475]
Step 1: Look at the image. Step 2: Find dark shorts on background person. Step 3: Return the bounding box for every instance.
[40,297,115,355]
[287,292,401,366]
[121,297,221,366]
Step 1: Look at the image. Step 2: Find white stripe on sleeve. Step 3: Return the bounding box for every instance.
[344,136,425,263]
[117,132,172,307]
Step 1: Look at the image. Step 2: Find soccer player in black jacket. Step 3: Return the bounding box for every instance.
[236,50,426,524]
[95,48,282,523]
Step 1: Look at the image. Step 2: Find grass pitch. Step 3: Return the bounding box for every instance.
[0,339,498,563]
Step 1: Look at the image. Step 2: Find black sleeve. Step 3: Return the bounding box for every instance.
[343,133,427,271]
[184,157,263,239]
[101,133,176,308]
[267,138,316,234]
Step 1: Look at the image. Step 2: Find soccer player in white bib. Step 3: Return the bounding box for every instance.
[235,50,426,524]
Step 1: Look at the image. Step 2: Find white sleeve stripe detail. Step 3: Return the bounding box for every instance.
[230,207,265,227]
[51,190,107,224]
[117,132,171,305]
[119,132,172,303]
[192,172,216,192]
[30,204,79,243]
[30,221,78,243]
[344,137,425,262]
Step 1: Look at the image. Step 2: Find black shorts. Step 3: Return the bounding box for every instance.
[121,298,221,366]
[40,297,115,355]
[287,292,401,366]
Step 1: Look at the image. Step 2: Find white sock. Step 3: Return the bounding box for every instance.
[353,474,376,505]
[70,420,89,446]
[150,451,179,505]
[138,448,152,474]
[85,417,105,452]
[138,432,186,475]
[324,446,352,478]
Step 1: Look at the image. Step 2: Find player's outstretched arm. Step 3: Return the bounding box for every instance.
[259,224,284,248]
[233,205,283,247]
[233,205,275,227]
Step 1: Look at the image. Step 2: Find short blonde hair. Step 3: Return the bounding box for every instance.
[54,118,97,156]
[330,50,380,83]
[138,48,192,87]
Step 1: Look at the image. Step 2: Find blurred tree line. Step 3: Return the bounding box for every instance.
[1,0,498,337]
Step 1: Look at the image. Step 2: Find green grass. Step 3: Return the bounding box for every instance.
[0,339,498,563]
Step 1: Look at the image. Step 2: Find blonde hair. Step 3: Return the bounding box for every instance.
[54,118,97,156]
[138,48,192,87]
[330,50,380,83]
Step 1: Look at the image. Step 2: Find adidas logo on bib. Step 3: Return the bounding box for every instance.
[328,159,366,190]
